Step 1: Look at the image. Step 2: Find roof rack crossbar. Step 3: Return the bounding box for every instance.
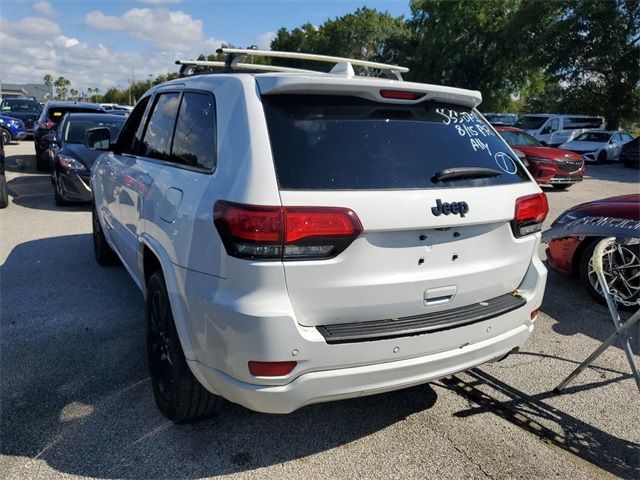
[175,60,319,76]
[216,47,408,80]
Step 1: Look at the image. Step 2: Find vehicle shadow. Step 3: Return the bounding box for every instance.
[438,367,640,479]
[583,162,640,184]
[4,152,91,212]
[1,234,438,479]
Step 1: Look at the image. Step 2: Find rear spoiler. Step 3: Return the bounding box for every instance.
[255,76,482,108]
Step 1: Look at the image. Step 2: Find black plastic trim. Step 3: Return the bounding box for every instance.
[316,293,527,344]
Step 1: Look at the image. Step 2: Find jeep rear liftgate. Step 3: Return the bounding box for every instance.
[261,93,542,327]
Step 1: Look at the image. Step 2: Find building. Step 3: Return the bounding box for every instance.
[0,83,51,101]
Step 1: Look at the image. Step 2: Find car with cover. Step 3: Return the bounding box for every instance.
[89,49,549,422]
[496,126,584,190]
[46,113,126,205]
[33,101,105,171]
[546,194,639,307]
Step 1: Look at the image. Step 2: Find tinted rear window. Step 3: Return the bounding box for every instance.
[513,116,549,130]
[262,95,528,190]
[46,107,102,122]
[63,117,125,144]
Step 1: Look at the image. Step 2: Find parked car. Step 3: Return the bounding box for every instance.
[89,51,548,423]
[0,114,26,144]
[483,113,517,126]
[496,126,584,190]
[559,130,635,163]
[0,133,7,208]
[513,114,605,147]
[0,97,42,134]
[46,113,126,206]
[546,194,639,307]
[620,137,639,168]
[33,102,105,171]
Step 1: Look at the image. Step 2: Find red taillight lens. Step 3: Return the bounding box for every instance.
[531,308,540,320]
[512,193,549,237]
[248,361,297,377]
[37,119,56,130]
[379,89,425,100]
[214,201,363,260]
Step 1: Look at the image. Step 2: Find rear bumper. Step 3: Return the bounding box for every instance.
[188,322,532,414]
[177,254,547,413]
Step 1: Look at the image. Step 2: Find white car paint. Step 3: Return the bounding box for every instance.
[91,71,548,413]
[514,114,605,147]
[559,131,635,163]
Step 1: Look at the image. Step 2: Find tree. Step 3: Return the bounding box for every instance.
[409,0,539,110]
[43,73,53,99]
[271,8,411,73]
[53,76,71,100]
[533,0,640,128]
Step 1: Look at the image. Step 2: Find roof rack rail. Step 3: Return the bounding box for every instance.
[175,60,317,77]
[176,48,409,80]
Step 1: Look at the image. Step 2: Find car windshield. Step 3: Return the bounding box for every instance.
[1,99,41,113]
[63,117,125,144]
[573,132,611,142]
[262,95,528,190]
[513,116,549,130]
[499,130,542,147]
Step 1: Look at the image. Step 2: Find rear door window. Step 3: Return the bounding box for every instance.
[262,95,528,190]
[170,92,216,170]
[140,92,180,161]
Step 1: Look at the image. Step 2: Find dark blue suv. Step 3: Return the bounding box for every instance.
[0,98,42,134]
[0,114,26,144]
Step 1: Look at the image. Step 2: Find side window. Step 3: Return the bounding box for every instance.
[140,92,181,160]
[116,96,150,154]
[170,92,216,170]
[612,134,622,143]
[621,133,633,143]
[549,118,559,131]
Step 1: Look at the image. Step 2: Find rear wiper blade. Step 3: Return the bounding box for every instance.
[432,167,503,183]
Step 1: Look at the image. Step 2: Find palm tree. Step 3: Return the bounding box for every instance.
[54,76,71,100]
[43,73,53,98]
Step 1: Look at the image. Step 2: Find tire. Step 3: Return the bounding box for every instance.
[579,239,640,310]
[0,175,8,209]
[552,184,571,191]
[595,151,606,164]
[92,203,120,266]
[146,270,222,423]
[1,129,10,146]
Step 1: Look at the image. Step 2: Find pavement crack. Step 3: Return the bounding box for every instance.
[439,428,496,480]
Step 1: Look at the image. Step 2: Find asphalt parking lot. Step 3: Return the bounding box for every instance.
[1,140,638,480]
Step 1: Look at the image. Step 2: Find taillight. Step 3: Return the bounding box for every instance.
[214,201,363,260]
[512,193,548,237]
[379,89,425,100]
[37,119,56,130]
[248,361,297,377]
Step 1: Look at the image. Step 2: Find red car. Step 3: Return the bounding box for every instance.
[546,194,640,306]
[496,126,585,190]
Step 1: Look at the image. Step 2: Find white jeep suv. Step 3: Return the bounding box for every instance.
[90,50,548,422]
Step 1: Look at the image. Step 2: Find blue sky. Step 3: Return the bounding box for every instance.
[0,0,411,94]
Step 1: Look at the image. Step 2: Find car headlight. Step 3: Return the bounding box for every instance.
[552,209,587,226]
[526,155,554,164]
[57,155,86,171]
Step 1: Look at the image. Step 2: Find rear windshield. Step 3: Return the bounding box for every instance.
[513,116,549,130]
[564,117,603,130]
[574,132,611,142]
[45,107,101,123]
[63,117,125,144]
[1,99,41,113]
[262,95,528,190]
[499,130,542,147]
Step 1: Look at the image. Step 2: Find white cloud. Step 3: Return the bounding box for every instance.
[33,1,57,17]
[84,8,222,52]
[256,31,276,50]
[0,15,179,95]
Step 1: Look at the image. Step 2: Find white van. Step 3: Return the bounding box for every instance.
[513,114,605,147]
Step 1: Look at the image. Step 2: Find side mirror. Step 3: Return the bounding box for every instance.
[86,127,111,150]
[43,133,56,143]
